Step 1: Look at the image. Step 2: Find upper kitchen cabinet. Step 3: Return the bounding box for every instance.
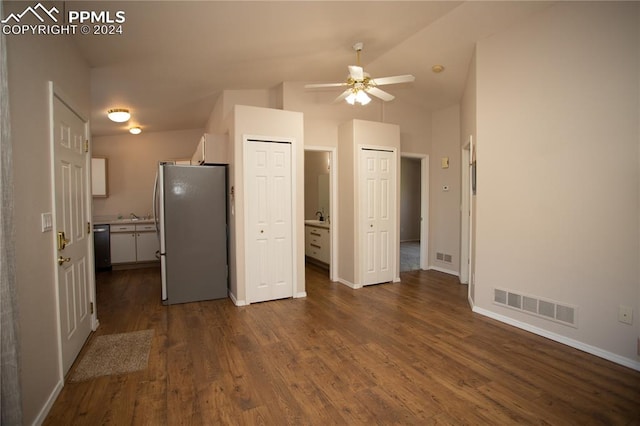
[91,157,108,197]
[191,133,229,164]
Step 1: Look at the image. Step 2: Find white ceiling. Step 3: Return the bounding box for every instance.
[71,1,554,136]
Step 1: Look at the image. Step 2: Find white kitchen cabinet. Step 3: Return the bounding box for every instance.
[191,133,229,165]
[135,225,159,262]
[91,157,108,197]
[110,225,136,263]
[110,223,159,264]
[305,225,330,264]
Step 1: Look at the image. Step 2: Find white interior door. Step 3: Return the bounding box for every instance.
[360,148,396,285]
[52,95,92,375]
[246,140,293,303]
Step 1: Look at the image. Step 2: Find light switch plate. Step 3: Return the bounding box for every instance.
[41,212,52,232]
[441,157,449,169]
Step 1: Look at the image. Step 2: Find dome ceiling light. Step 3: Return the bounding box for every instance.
[107,108,131,122]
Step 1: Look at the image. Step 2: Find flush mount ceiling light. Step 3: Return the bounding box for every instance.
[129,126,142,135]
[432,64,445,73]
[107,108,131,122]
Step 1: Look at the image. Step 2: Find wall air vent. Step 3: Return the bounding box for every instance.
[436,252,452,263]
[493,288,578,328]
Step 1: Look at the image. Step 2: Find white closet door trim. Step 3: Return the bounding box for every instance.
[243,135,296,304]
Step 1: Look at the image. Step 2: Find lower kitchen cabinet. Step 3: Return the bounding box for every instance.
[110,225,136,264]
[110,223,159,264]
[135,226,159,262]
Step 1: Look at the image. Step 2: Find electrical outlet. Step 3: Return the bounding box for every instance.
[618,305,633,325]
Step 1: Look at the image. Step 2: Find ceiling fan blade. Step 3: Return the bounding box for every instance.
[366,87,395,102]
[348,65,364,81]
[304,82,348,89]
[370,74,415,86]
[333,89,352,103]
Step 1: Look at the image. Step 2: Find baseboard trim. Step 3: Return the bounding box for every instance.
[467,295,475,309]
[473,306,640,372]
[337,278,361,289]
[428,265,460,277]
[228,291,247,306]
[294,292,307,299]
[33,379,63,425]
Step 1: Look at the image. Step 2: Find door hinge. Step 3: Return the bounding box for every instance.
[84,139,89,153]
[87,222,91,234]
[90,302,94,314]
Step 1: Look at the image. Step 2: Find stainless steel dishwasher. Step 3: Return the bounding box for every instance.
[93,224,111,270]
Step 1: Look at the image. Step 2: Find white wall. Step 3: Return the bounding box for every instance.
[92,128,201,219]
[430,105,461,275]
[475,1,640,365]
[6,17,91,424]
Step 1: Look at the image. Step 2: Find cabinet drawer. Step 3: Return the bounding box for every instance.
[135,224,156,232]
[111,224,135,233]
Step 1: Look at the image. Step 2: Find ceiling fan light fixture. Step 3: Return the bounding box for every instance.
[346,92,357,105]
[356,90,371,105]
[107,108,131,122]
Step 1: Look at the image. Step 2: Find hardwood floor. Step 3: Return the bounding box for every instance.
[45,265,640,425]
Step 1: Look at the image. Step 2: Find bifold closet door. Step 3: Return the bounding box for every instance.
[245,140,294,303]
[360,148,396,285]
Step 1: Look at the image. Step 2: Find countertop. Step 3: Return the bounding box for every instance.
[94,216,155,226]
[305,219,330,229]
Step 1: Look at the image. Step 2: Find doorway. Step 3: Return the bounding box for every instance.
[303,147,337,281]
[400,153,429,272]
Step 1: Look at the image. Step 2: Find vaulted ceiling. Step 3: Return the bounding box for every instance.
[70,1,554,136]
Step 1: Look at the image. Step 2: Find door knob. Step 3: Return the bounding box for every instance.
[260,230,264,233]
[57,256,71,265]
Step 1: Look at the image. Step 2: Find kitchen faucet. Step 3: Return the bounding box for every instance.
[315,210,324,221]
[130,212,140,220]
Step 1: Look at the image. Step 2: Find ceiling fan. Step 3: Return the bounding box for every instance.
[305,42,415,105]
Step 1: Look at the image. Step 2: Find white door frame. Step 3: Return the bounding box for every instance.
[304,146,338,282]
[400,152,429,270]
[357,145,399,285]
[461,136,474,304]
[243,135,296,303]
[460,144,470,285]
[48,82,97,381]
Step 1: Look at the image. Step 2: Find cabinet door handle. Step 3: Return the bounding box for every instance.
[310,243,321,249]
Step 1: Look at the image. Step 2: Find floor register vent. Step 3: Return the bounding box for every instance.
[493,288,578,328]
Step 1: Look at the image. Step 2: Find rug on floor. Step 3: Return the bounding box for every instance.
[70,329,154,382]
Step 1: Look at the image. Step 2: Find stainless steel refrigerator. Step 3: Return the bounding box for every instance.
[154,163,228,304]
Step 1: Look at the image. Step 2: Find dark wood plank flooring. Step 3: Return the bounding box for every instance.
[45,265,640,425]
